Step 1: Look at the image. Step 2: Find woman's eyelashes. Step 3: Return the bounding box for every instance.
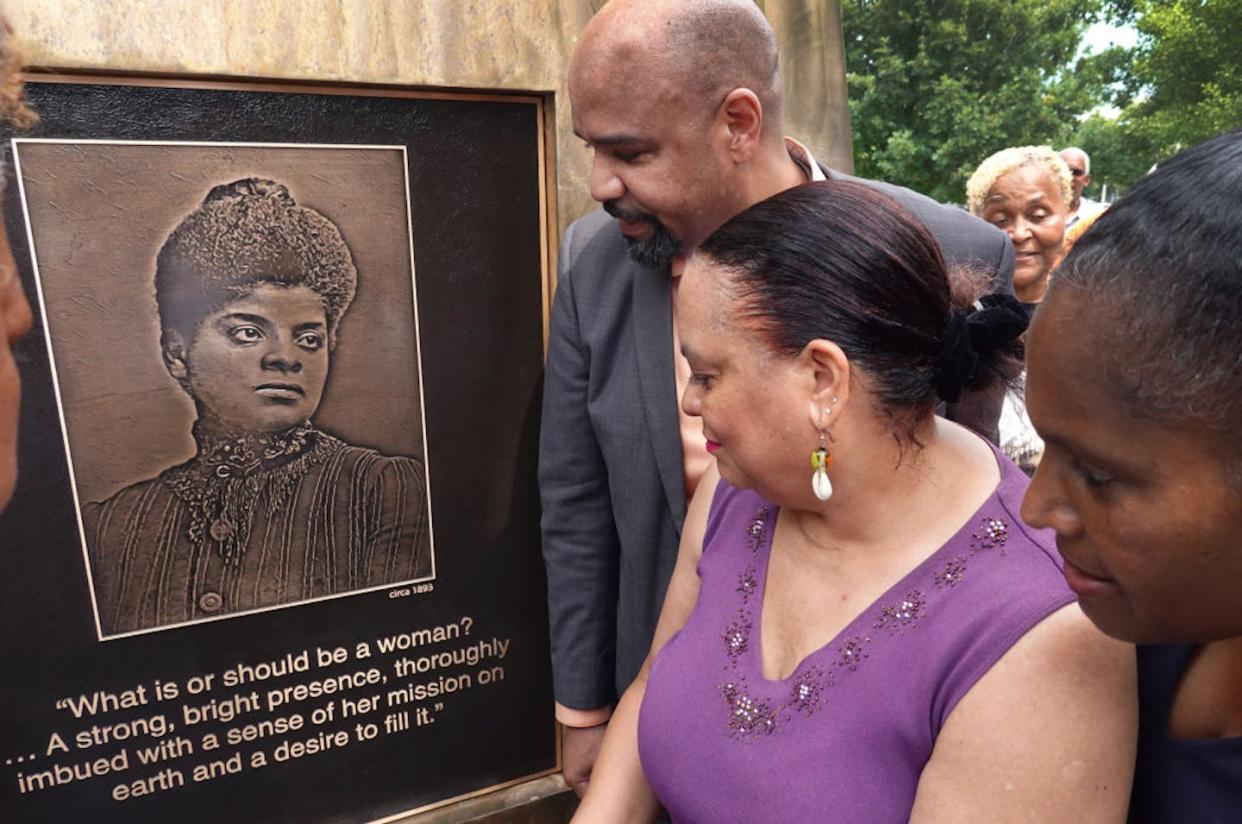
[226,323,265,345]
[1075,459,1117,489]
[294,329,325,351]
[222,320,324,353]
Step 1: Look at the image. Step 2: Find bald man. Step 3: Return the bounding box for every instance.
[1059,147,1107,227]
[540,0,1016,794]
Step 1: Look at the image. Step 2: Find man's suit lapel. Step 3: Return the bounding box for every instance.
[631,262,688,534]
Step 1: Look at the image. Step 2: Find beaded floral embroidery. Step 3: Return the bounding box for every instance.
[723,614,751,660]
[720,506,839,740]
[875,590,926,634]
[972,517,1009,553]
[835,636,870,670]
[933,556,969,588]
[722,681,779,737]
[789,664,828,714]
[718,504,1015,741]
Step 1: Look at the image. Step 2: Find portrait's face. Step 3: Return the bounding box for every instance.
[173,283,330,433]
[676,257,806,499]
[1,197,34,510]
[979,164,1067,300]
[569,57,741,269]
[1021,294,1242,643]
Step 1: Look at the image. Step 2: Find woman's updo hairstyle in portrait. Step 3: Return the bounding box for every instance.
[1050,126,1242,437]
[697,180,1026,444]
[155,177,358,348]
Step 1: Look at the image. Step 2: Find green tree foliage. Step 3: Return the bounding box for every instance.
[1120,1,1241,152]
[844,0,1116,203]
[1071,0,1242,194]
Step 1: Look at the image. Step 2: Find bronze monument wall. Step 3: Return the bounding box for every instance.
[9,0,851,234]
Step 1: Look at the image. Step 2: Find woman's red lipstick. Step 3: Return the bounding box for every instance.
[705,439,721,454]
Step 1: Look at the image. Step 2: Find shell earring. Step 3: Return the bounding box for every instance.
[811,431,832,501]
[810,396,837,502]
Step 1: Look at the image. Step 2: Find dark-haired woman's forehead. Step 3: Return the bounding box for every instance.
[1023,301,1144,474]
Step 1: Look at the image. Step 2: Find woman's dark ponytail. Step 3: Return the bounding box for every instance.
[935,266,1027,403]
[698,181,1026,443]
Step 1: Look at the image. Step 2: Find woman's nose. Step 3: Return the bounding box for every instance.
[681,383,703,417]
[1021,461,1082,538]
[260,338,303,373]
[1007,219,1033,244]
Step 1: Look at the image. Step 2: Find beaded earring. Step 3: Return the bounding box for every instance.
[811,432,832,501]
[810,397,836,502]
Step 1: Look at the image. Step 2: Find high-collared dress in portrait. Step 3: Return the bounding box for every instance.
[84,423,430,634]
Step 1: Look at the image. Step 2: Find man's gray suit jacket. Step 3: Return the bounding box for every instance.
[539,172,1017,711]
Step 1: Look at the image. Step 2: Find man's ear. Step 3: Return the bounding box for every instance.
[800,338,850,430]
[162,331,190,381]
[719,88,764,162]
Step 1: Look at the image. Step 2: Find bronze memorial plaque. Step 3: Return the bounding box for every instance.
[0,77,555,822]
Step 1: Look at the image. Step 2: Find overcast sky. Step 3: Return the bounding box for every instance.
[1081,20,1139,54]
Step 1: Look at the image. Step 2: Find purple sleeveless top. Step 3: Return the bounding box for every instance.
[638,451,1072,823]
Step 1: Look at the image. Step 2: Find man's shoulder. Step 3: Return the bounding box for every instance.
[828,171,945,215]
[556,210,654,319]
[562,209,632,276]
[825,169,1008,267]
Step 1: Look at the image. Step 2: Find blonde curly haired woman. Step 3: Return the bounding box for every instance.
[966,146,1071,305]
[964,146,1072,473]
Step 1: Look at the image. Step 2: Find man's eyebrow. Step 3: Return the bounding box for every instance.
[574,130,647,148]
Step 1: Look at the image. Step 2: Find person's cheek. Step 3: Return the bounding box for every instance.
[0,341,22,509]
[305,352,330,408]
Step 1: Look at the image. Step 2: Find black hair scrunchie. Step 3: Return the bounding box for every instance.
[933,293,1029,403]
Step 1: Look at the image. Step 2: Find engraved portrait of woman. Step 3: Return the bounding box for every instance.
[84,177,431,635]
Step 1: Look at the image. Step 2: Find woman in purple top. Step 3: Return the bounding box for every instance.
[572,181,1136,823]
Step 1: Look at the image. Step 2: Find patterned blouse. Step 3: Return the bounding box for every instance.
[84,423,430,635]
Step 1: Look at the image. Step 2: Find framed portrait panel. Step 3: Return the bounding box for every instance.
[1,77,556,823]
[16,139,437,639]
